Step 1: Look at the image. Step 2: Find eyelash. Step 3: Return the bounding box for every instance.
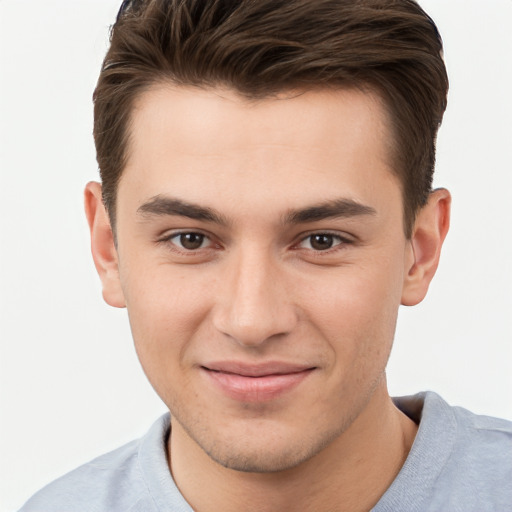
[158,230,354,254]
[158,231,217,253]
[295,231,353,252]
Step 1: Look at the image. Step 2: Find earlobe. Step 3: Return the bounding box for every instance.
[84,182,126,308]
[401,188,451,306]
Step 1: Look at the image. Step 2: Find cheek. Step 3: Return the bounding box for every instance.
[120,263,213,378]
[298,261,402,363]
[123,260,211,326]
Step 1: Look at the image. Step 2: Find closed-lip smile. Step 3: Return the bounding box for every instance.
[200,361,316,402]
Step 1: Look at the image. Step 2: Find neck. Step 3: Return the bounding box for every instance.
[168,382,417,512]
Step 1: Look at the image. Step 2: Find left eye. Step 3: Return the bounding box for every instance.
[298,234,345,251]
[170,232,210,250]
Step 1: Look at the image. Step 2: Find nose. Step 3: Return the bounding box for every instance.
[212,248,298,348]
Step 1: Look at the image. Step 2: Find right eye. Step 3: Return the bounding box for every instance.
[167,232,211,251]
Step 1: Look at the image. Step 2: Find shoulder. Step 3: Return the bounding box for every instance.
[384,392,512,512]
[443,399,512,499]
[419,391,512,471]
[19,440,149,512]
[19,414,172,512]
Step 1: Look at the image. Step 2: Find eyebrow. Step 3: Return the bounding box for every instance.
[284,199,376,224]
[137,196,229,225]
[137,195,376,225]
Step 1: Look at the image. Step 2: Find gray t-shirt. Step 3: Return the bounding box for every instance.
[19,392,512,511]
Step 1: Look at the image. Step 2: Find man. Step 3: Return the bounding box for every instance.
[19,0,512,511]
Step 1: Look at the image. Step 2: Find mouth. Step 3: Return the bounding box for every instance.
[200,362,316,402]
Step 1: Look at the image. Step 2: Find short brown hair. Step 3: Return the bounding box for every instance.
[94,0,448,236]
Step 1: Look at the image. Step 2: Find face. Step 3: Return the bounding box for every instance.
[112,86,413,472]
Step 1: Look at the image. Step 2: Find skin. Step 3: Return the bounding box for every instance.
[85,86,450,512]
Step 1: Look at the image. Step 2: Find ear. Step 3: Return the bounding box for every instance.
[84,182,126,308]
[401,188,451,306]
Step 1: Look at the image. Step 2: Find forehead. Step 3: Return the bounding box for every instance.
[119,85,400,220]
[129,84,392,155]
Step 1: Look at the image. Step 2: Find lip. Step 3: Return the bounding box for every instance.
[200,361,315,402]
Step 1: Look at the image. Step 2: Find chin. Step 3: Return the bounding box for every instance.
[197,421,346,474]
[205,445,314,474]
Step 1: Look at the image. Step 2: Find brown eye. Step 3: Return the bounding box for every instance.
[298,233,348,251]
[178,233,206,250]
[309,234,335,251]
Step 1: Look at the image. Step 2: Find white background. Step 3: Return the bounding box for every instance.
[1,1,511,510]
